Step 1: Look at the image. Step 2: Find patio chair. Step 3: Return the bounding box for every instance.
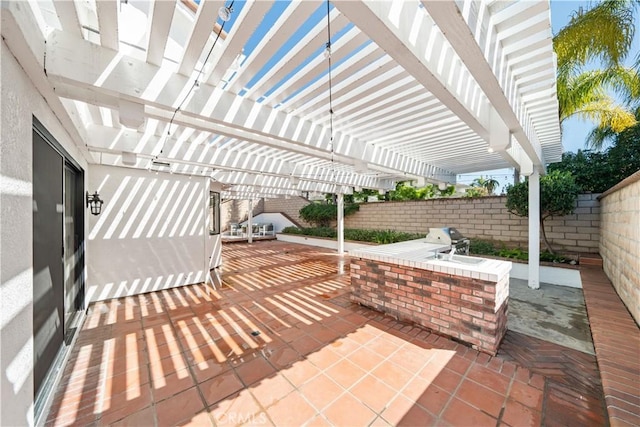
[259,223,274,236]
[229,223,241,236]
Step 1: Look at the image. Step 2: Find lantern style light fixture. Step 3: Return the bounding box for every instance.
[86,191,104,215]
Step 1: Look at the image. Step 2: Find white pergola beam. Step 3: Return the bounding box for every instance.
[84,124,386,189]
[205,0,275,85]
[44,29,455,182]
[243,9,346,100]
[53,0,83,37]
[178,0,222,77]
[228,0,322,93]
[0,2,94,166]
[95,0,119,50]
[333,0,490,141]
[423,0,546,171]
[146,0,176,66]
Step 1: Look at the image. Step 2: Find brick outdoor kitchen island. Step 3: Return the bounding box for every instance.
[349,239,512,355]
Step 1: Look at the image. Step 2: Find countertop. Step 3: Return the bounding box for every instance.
[349,238,511,283]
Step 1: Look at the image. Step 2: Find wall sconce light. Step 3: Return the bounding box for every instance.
[86,191,104,216]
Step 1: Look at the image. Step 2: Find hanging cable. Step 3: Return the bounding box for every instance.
[160,0,235,157]
[325,0,336,186]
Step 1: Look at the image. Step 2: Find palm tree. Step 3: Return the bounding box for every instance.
[553,0,640,149]
[471,177,500,195]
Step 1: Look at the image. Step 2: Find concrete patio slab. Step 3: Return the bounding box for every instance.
[508,278,595,355]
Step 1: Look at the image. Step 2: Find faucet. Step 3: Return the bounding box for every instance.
[448,246,456,261]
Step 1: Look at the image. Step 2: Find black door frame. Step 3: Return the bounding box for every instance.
[32,116,85,404]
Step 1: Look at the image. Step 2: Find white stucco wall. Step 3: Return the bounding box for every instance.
[0,41,88,427]
[239,212,297,233]
[87,165,222,301]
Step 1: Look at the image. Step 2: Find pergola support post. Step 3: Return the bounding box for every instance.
[337,193,344,255]
[247,198,254,244]
[528,170,540,289]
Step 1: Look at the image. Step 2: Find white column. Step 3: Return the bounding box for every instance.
[337,193,344,255]
[247,198,253,244]
[528,170,540,289]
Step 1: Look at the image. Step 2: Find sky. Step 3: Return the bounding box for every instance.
[457,0,640,192]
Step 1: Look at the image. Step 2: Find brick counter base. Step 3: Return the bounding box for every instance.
[350,258,508,355]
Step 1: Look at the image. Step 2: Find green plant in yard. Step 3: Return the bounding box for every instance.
[281,226,336,238]
[471,177,500,195]
[280,227,422,244]
[435,184,456,197]
[463,186,488,198]
[298,202,359,227]
[469,239,498,256]
[548,118,640,192]
[540,251,568,264]
[468,239,575,264]
[497,247,529,261]
[505,171,580,254]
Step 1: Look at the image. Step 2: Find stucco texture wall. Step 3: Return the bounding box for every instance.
[599,171,640,326]
[1,41,88,427]
[341,194,600,254]
[87,166,219,302]
[220,199,265,232]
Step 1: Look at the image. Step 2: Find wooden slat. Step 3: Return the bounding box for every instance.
[178,0,224,76]
[53,0,83,37]
[205,0,275,86]
[146,0,176,66]
[95,0,119,50]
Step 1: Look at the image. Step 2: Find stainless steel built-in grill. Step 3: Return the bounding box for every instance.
[425,227,470,255]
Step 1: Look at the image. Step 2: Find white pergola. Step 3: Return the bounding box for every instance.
[2,0,562,288]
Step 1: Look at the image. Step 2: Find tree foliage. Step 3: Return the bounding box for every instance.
[471,176,500,195]
[553,0,640,149]
[505,171,580,254]
[299,201,359,227]
[384,181,454,201]
[464,186,488,198]
[548,120,640,192]
[348,188,379,203]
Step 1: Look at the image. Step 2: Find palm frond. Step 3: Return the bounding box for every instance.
[585,126,618,150]
[554,0,637,73]
[571,98,638,133]
[558,67,640,121]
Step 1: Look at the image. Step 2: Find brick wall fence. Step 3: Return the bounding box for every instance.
[598,171,640,325]
[343,194,600,254]
[263,196,312,227]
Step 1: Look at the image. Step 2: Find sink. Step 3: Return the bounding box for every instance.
[432,253,486,265]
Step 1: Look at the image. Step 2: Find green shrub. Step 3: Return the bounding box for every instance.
[281,226,302,235]
[279,227,422,244]
[505,170,580,254]
[497,247,529,261]
[281,226,336,238]
[298,202,359,227]
[540,251,567,263]
[469,239,498,255]
[282,231,577,264]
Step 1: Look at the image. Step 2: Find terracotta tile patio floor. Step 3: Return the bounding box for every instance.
[47,241,608,426]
